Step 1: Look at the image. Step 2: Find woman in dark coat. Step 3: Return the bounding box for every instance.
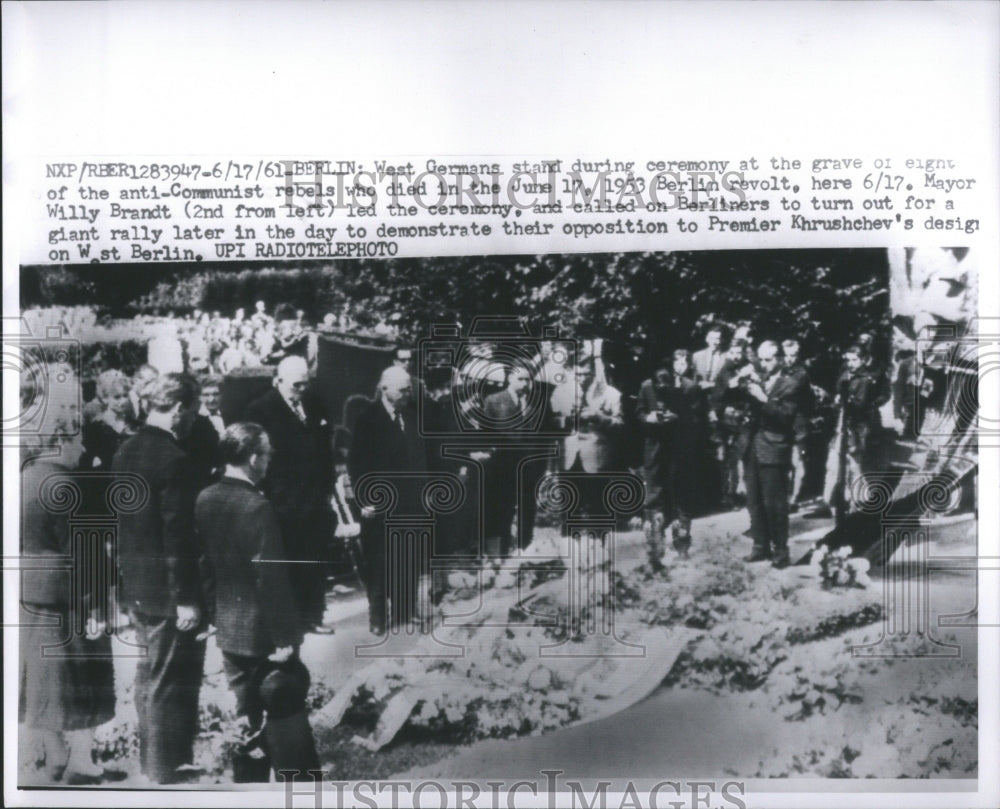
[20,417,116,784]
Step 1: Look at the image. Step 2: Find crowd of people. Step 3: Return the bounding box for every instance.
[20,302,925,786]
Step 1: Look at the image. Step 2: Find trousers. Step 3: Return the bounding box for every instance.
[744,453,791,561]
[132,611,206,783]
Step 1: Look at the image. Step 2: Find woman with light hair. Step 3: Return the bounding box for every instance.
[81,369,135,470]
[19,412,117,784]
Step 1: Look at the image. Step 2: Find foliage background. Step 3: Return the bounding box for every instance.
[21,249,889,390]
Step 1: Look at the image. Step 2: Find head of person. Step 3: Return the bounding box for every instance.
[186,338,210,374]
[133,364,160,394]
[234,307,246,322]
[672,349,691,378]
[705,327,723,351]
[844,345,865,373]
[219,422,272,484]
[378,365,412,410]
[733,322,753,345]
[143,372,200,437]
[756,340,782,377]
[199,374,222,414]
[726,339,747,363]
[274,356,309,406]
[781,339,800,365]
[505,363,532,398]
[393,348,413,371]
[322,313,336,329]
[96,369,132,418]
[254,300,267,315]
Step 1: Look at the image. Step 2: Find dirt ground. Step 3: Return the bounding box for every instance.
[18,506,979,786]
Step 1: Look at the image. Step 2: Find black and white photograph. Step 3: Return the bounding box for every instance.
[3,2,997,807]
[12,247,981,790]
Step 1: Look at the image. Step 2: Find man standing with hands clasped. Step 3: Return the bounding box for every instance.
[197,423,319,781]
[740,341,807,569]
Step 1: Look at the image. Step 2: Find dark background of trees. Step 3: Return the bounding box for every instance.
[21,249,889,391]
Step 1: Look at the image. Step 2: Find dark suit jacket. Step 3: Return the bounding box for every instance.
[636,372,705,454]
[347,398,426,515]
[178,414,221,493]
[196,477,301,656]
[243,387,332,530]
[748,370,808,466]
[112,425,201,617]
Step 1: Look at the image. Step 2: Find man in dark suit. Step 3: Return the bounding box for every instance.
[177,376,221,494]
[482,363,549,558]
[637,350,706,565]
[742,341,808,569]
[196,422,319,781]
[112,373,205,784]
[348,366,427,633]
[243,356,333,634]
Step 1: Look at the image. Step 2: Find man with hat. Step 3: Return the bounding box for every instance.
[196,422,319,781]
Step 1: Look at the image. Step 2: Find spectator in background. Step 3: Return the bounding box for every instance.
[742,341,807,569]
[177,376,222,493]
[838,344,890,482]
[112,373,206,784]
[482,363,548,558]
[198,375,226,436]
[780,338,813,508]
[129,364,160,425]
[558,352,624,520]
[711,339,753,509]
[637,350,706,567]
[692,325,726,389]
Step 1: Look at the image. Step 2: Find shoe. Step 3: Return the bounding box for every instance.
[744,549,771,563]
[309,624,335,635]
[771,556,790,570]
[62,770,104,786]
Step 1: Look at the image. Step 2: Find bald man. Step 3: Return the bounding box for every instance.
[244,356,334,633]
[742,341,807,569]
[348,366,427,634]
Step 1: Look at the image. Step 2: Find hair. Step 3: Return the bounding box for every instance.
[219,422,269,467]
[672,348,692,364]
[757,340,781,357]
[705,324,723,336]
[781,338,800,349]
[145,372,199,413]
[134,364,160,381]
[96,369,131,401]
[844,343,867,359]
[199,373,223,391]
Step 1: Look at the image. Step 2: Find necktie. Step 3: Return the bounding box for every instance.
[395,411,404,433]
